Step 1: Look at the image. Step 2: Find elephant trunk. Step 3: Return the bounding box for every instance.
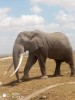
[11,44,24,81]
[11,53,23,77]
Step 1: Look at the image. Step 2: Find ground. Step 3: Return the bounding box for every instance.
[0,53,75,100]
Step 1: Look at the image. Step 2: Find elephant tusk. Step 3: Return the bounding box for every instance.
[4,63,13,75]
[10,53,23,77]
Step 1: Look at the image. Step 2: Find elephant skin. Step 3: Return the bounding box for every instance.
[12,30,75,82]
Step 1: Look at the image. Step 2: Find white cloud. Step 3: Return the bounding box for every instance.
[56,11,74,23]
[66,33,75,50]
[30,0,42,14]
[30,0,75,11]
[55,10,75,32]
[0,7,45,32]
[0,35,15,54]
[0,7,75,36]
[0,8,11,16]
[31,5,42,14]
[30,0,41,4]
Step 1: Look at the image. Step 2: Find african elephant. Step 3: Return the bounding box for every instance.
[4,30,75,82]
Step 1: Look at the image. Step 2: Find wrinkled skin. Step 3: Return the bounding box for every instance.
[13,30,75,82]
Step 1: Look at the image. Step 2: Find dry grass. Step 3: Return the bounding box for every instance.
[0,53,75,100]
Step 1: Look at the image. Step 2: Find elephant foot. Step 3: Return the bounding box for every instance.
[16,79,22,83]
[41,75,48,79]
[70,70,75,77]
[22,75,29,81]
[53,73,62,77]
[70,73,75,77]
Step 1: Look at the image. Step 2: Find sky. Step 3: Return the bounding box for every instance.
[0,0,75,54]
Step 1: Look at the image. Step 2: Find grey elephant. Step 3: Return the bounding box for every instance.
[4,30,75,82]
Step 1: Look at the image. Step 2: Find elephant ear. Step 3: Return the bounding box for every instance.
[30,36,48,52]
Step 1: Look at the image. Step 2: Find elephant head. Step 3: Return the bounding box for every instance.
[4,30,48,82]
[10,32,31,82]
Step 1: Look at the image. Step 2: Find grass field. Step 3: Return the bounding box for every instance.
[0,53,75,100]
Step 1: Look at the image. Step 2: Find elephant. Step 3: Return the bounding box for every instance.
[4,30,75,82]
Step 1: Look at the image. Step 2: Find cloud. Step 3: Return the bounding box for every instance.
[41,0,75,10]
[0,8,11,16]
[30,0,41,4]
[66,33,75,50]
[55,10,75,32]
[56,11,74,23]
[0,7,45,32]
[31,5,42,14]
[0,35,15,54]
[30,0,42,14]
[0,7,75,36]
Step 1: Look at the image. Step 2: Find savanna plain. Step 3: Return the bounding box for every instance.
[0,52,75,100]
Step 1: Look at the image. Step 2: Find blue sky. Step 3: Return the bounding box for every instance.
[0,0,75,54]
[0,0,30,16]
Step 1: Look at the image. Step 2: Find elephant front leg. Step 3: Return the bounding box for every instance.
[14,65,21,82]
[38,55,48,79]
[22,54,37,81]
[16,71,22,83]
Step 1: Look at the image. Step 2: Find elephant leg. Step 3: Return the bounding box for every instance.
[15,71,20,82]
[22,54,37,81]
[53,60,62,77]
[38,55,48,78]
[69,62,75,76]
[14,63,21,82]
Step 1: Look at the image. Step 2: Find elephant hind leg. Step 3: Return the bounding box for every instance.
[65,53,75,76]
[68,61,75,76]
[53,60,62,77]
[65,56,75,76]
